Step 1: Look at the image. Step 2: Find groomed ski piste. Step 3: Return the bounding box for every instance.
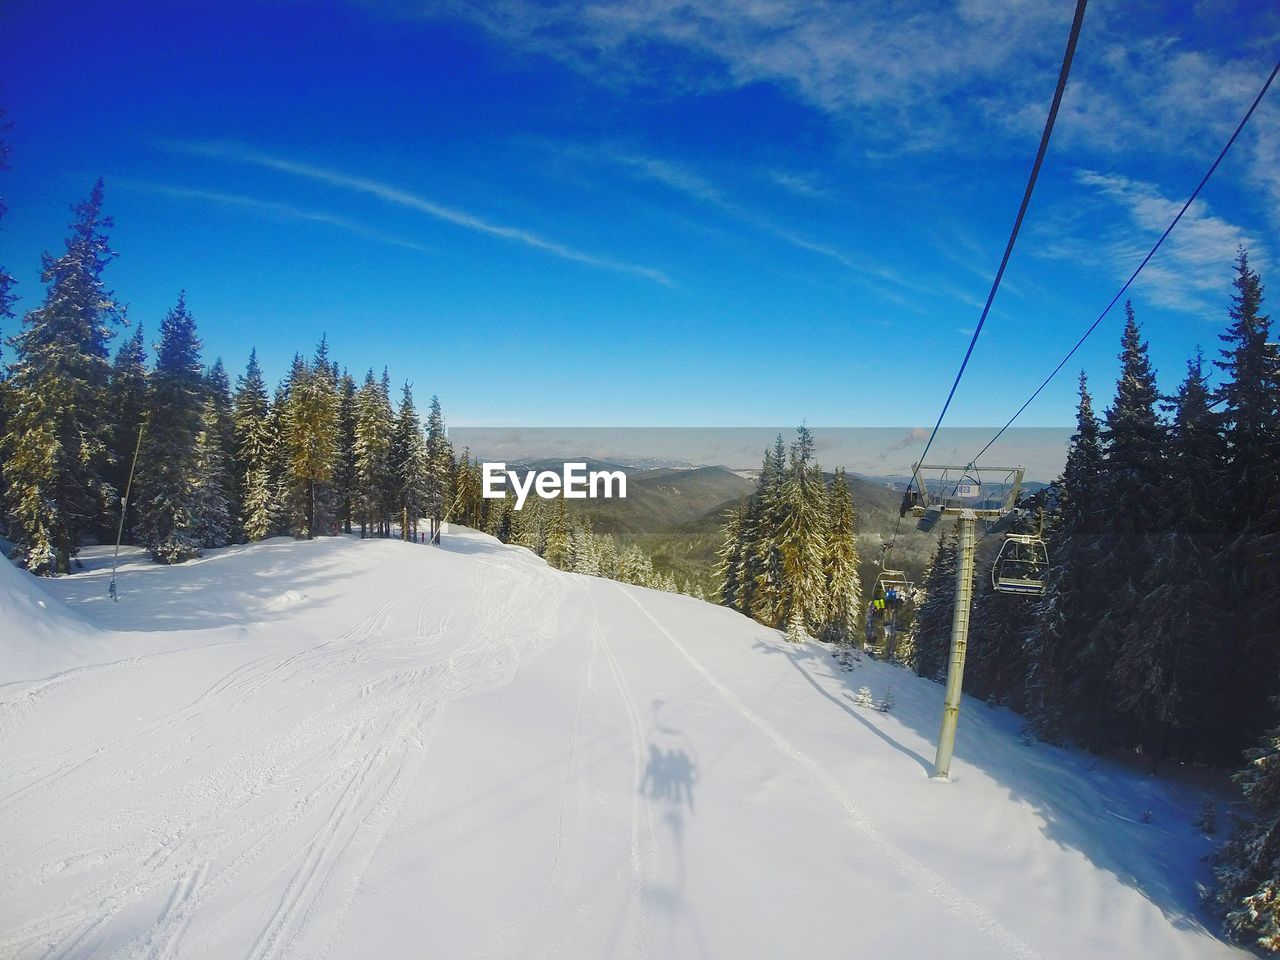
[0,530,1248,959]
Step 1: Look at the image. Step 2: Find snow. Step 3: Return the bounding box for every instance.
[0,530,1248,959]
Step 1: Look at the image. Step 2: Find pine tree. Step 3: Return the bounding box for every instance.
[734,446,775,616]
[189,395,232,548]
[452,450,485,529]
[310,338,342,534]
[1110,352,1222,769]
[619,544,655,585]
[266,378,295,536]
[777,435,829,641]
[232,350,274,541]
[596,532,619,580]
[133,293,204,564]
[1102,303,1166,527]
[105,325,148,540]
[716,505,745,610]
[484,497,512,541]
[820,469,861,643]
[377,369,398,531]
[1216,249,1279,528]
[334,370,357,533]
[274,354,309,534]
[280,342,339,539]
[424,394,451,538]
[568,519,600,575]
[912,534,957,681]
[544,496,570,569]
[354,369,393,536]
[393,382,429,540]
[1210,250,1280,766]
[2,180,123,573]
[749,435,788,627]
[1214,714,1280,950]
[242,459,275,542]
[510,496,539,551]
[1077,305,1166,752]
[1026,373,1106,743]
[203,358,238,538]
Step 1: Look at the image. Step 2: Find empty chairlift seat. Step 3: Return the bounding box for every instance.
[992,534,1048,595]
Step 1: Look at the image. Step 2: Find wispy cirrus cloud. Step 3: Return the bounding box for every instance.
[379,0,1070,151]
[766,169,829,199]
[1038,169,1263,315]
[160,140,671,285]
[368,1,1280,217]
[121,181,437,254]
[612,153,728,206]
[606,149,905,288]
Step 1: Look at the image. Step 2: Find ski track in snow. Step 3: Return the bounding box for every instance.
[522,593,593,960]
[615,584,1046,960]
[0,554,571,960]
[588,587,657,960]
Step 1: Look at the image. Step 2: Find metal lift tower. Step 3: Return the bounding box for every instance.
[908,463,1025,781]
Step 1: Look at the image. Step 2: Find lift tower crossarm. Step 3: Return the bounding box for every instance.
[909,463,1024,521]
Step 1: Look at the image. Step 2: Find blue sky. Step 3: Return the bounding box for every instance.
[1,0,1277,453]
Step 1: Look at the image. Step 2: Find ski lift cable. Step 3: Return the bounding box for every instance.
[881,0,1086,586]
[908,0,1089,490]
[967,55,1280,470]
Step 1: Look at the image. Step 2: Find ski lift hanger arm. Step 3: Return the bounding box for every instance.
[913,463,1025,473]
[908,463,1026,519]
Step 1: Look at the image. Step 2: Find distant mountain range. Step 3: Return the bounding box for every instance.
[523,460,1028,595]
[510,456,700,472]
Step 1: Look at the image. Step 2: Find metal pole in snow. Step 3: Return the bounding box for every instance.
[933,509,977,780]
[109,420,146,602]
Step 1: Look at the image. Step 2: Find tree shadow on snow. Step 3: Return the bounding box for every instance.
[749,632,1229,944]
[38,538,362,632]
[752,639,933,776]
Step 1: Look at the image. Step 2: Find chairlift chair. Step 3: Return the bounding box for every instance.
[992,533,1048,596]
[877,568,913,596]
[875,569,915,614]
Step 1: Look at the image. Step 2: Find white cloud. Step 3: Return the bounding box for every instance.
[766,169,829,199]
[122,181,437,255]
[390,0,1070,151]
[612,153,728,206]
[161,140,672,285]
[1042,169,1263,314]
[368,1,1280,220]
[604,148,904,284]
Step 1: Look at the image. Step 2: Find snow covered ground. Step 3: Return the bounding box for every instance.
[0,530,1247,959]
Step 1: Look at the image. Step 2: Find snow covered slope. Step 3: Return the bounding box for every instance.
[0,532,1245,959]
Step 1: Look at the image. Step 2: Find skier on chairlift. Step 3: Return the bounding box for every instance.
[899,488,918,519]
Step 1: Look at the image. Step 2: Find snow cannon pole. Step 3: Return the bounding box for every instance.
[933,509,977,781]
[109,420,146,602]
